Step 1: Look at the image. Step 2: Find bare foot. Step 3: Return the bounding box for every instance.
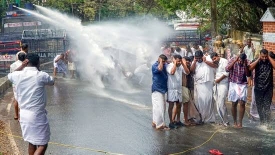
[156,126,170,131]
[152,122,156,128]
[237,123,243,128]
[184,121,191,126]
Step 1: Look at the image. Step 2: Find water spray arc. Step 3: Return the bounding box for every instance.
[19,4,171,91]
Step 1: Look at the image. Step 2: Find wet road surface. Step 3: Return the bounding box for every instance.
[8,78,275,155]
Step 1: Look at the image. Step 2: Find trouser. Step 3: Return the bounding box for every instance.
[254,87,273,124]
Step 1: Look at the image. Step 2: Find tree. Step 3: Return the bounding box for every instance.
[156,0,275,33]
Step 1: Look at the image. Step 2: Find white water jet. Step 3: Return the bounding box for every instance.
[24,5,172,92]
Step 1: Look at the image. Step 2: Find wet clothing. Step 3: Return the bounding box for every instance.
[250,86,259,119]
[152,92,166,128]
[10,60,23,100]
[54,55,67,74]
[195,81,216,122]
[151,62,168,128]
[226,57,251,84]
[193,61,215,123]
[8,67,54,145]
[254,60,273,124]
[214,83,229,123]
[228,82,248,102]
[213,58,229,123]
[254,61,273,91]
[151,62,168,94]
[166,63,186,102]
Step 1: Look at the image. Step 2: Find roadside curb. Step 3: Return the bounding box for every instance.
[0,76,20,154]
[0,76,11,97]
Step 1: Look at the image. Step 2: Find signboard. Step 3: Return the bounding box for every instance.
[0,55,16,61]
[263,33,275,43]
[36,52,61,58]
[4,21,41,28]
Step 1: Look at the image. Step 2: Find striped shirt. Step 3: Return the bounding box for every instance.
[226,57,250,84]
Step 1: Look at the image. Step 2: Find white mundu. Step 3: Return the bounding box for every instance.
[166,63,186,102]
[193,61,215,123]
[213,58,229,124]
[8,67,54,145]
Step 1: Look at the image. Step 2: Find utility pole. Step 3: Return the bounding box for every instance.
[210,0,218,39]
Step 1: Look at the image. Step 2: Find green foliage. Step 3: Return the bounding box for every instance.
[156,0,275,33]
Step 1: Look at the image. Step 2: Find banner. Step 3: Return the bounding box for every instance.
[4,21,42,28]
[0,55,16,61]
[36,52,61,58]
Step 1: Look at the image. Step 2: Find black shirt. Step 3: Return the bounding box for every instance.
[254,60,273,91]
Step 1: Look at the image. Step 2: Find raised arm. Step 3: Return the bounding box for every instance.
[190,59,197,73]
[249,58,260,71]
[226,57,238,72]
[169,59,177,75]
[268,54,275,69]
[14,59,29,71]
[181,58,190,75]
[203,56,218,68]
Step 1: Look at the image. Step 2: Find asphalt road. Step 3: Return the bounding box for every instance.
[7,78,275,155]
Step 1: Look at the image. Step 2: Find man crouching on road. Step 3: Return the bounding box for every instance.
[8,53,54,155]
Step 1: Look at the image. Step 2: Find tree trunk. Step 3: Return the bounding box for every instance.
[210,0,218,39]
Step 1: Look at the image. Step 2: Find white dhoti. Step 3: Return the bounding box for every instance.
[54,61,67,74]
[228,82,247,102]
[213,82,229,123]
[195,81,215,123]
[152,91,166,128]
[250,86,259,119]
[68,62,76,71]
[20,109,50,145]
[167,89,182,103]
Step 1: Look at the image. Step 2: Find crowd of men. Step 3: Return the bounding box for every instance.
[152,39,275,130]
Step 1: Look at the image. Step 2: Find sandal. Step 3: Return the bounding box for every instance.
[209,149,223,155]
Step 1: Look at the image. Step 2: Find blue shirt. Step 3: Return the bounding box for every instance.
[151,62,168,94]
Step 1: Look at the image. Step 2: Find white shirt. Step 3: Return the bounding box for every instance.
[243,45,254,61]
[174,48,187,57]
[10,60,22,73]
[16,51,26,61]
[8,67,54,114]
[166,63,186,91]
[215,58,229,83]
[193,61,214,84]
[191,46,203,55]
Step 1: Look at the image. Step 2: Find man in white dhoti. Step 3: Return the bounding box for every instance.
[53,53,67,78]
[210,52,230,126]
[226,53,251,128]
[152,54,169,130]
[166,54,189,129]
[190,50,216,123]
[8,53,54,154]
[10,52,26,120]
